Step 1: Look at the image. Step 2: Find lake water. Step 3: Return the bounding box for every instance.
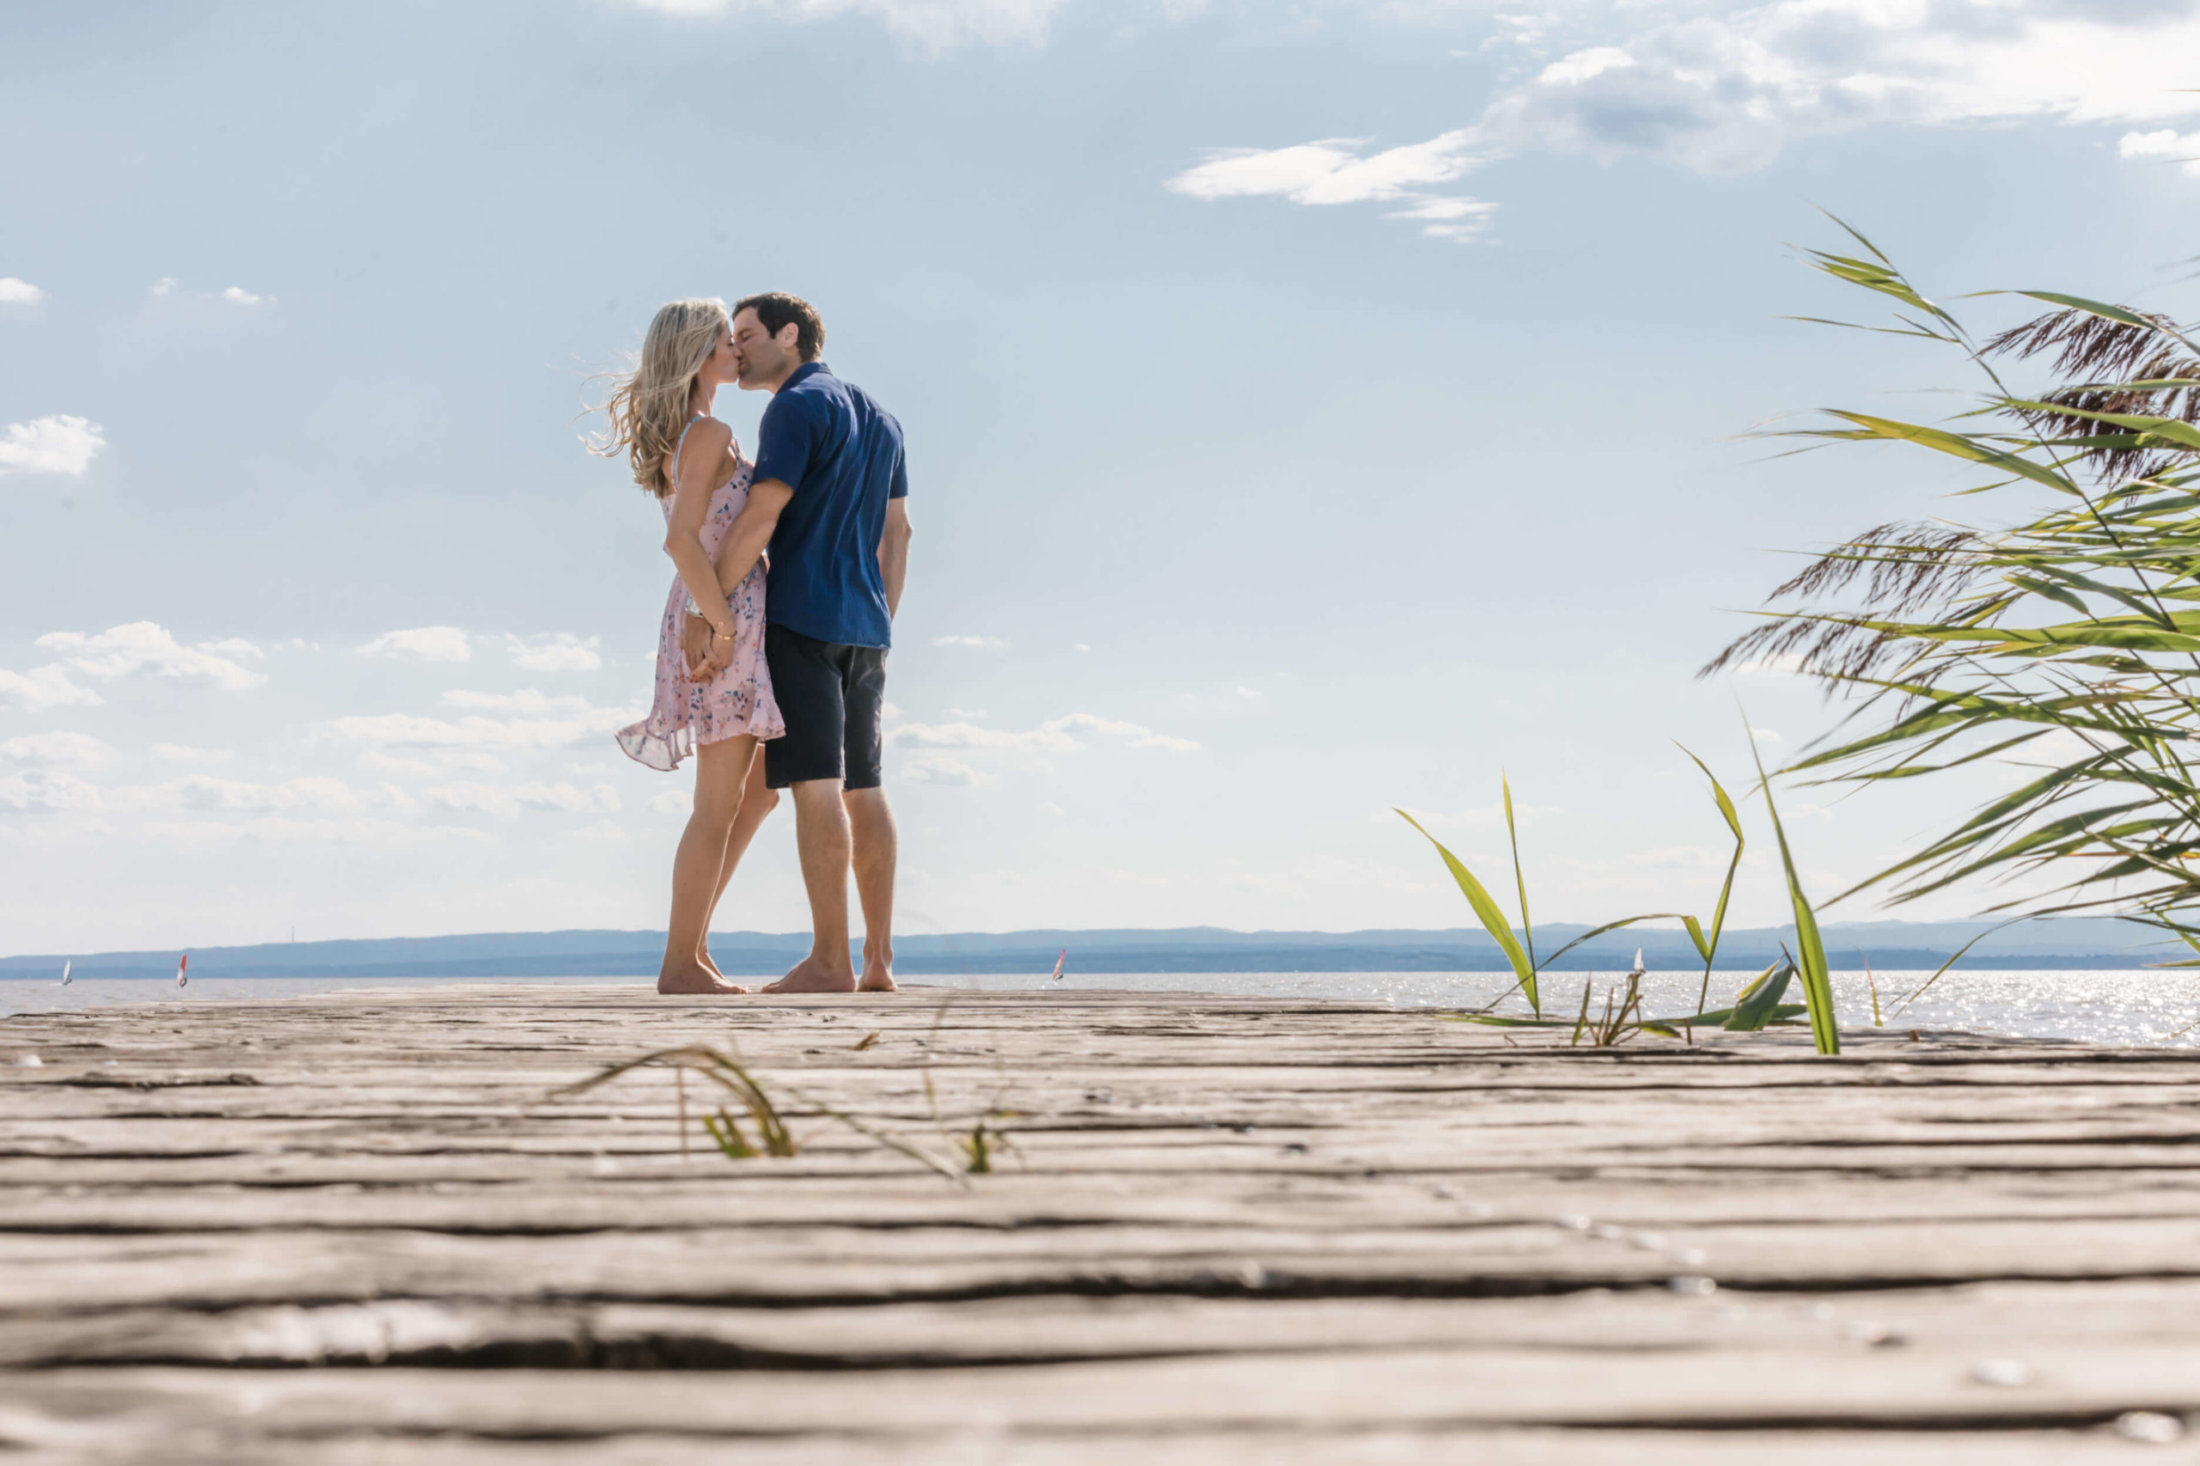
[5,969,2199,1048]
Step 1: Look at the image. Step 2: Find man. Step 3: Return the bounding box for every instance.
[686,292,911,994]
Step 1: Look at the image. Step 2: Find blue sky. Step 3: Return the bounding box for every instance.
[4,0,2198,953]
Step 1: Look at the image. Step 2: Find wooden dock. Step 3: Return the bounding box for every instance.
[4,985,2200,1463]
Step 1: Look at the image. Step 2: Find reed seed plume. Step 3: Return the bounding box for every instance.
[1987,306,2200,485]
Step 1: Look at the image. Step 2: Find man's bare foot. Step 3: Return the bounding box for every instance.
[858,965,897,993]
[658,966,750,995]
[763,955,857,994]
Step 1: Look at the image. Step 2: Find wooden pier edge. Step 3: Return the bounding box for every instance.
[4,983,2200,1463]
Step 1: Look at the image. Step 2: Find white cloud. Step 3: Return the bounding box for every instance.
[904,754,990,786]
[440,688,609,714]
[1165,130,1497,242]
[1169,130,1480,205]
[894,720,1079,753]
[149,742,232,763]
[323,713,606,752]
[0,731,114,769]
[150,277,274,306]
[322,692,636,752]
[0,277,47,304]
[619,0,1065,49]
[360,626,473,663]
[0,770,103,813]
[2121,128,2200,177]
[1538,44,1635,86]
[891,711,1199,769]
[36,623,265,692]
[0,665,99,711]
[356,746,508,777]
[0,415,104,477]
[1047,712,1199,752]
[1172,0,2200,239]
[0,771,410,819]
[933,634,1009,648]
[162,775,402,816]
[424,781,620,817]
[134,815,494,849]
[650,790,689,813]
[503,633,602,672]
[1750,726,1783,744]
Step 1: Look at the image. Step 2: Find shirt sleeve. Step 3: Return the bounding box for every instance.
[752,391,816,491]
[889,443,909,501]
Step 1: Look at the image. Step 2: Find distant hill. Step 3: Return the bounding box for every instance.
[0,918,2177,979]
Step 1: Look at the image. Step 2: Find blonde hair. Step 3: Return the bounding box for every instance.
[589,298,731,497]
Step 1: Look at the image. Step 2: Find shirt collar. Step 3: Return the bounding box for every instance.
[779,360,828,392]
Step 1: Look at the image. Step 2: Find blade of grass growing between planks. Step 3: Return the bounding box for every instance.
[1503,774,1539,975]
[1748,729,1841,1055]
[1676,745,1747,1035]
[1397,808,1539,1015]
[1725,958,1799,1032]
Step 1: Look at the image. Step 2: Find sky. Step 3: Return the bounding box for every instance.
[4,0,2199,954]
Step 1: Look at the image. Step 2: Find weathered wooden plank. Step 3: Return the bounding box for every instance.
[193,1430,2200,1466]
[4,1345,2199,1434]
[11,1214,2200,1317]
[12,1170,2200,1233]
[10,1278,2200,1371]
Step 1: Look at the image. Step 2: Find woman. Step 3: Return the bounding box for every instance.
[596,299,784,994]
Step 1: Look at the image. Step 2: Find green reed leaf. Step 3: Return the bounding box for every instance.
[1397,808,1538,1015]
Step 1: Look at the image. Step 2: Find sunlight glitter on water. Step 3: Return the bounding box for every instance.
[5,969,2198,1048]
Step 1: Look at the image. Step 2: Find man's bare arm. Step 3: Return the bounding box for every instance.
[715,478,794,595]
[684,478,794,676]
[879,497,912,620]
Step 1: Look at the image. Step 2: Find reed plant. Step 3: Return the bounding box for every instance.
[1397,763,1737,1018]
[1704,219,2200,945]
[1401,752,1832,1051]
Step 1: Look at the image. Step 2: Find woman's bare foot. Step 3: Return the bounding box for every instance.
[763,955,857,994]
[658,966,750,995]
[858,964,897,993]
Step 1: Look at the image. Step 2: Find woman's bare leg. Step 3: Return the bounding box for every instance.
[660,735,757,995]
[696,750,780,976]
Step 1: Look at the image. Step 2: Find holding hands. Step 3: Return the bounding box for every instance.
[683,610,734,679]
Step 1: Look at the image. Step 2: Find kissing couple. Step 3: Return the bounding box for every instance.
[595,293,911,996]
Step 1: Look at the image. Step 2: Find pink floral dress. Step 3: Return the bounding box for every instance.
[615,423,784,772]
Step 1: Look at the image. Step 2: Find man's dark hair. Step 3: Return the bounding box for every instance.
[735,292,825,362]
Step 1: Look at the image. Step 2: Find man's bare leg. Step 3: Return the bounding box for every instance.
[695,751,779,978]
[660,736,757,995]
[763,777,857,993]
[845,786,898,992]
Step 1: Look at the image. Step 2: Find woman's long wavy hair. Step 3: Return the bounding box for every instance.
[590,298,730,497]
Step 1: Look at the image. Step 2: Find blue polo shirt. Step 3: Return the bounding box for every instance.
[750,361,908,649]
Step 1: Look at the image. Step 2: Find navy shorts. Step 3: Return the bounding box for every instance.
[763,624,887,791]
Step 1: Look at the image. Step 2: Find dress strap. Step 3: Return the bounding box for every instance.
[665,413,708,495]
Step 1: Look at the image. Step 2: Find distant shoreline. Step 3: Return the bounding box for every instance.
[1,918,2178,980]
